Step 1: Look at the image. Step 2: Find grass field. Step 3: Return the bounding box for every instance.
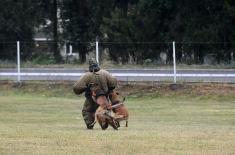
[0,85,235,154]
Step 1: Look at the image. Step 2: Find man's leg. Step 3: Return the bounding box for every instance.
[82,97,99,129]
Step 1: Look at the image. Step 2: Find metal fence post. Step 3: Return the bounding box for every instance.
[96,40,99,64]
[17,41,21,82]
[173,41,176,83]
[69,44,72,55]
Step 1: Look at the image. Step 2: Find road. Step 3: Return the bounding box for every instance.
[0,68,235,83]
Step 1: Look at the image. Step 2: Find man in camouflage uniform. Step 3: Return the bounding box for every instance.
[73,59,118,129]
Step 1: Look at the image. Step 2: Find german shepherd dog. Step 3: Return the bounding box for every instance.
[90,90,129,130]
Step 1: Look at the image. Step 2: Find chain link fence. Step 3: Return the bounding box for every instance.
[0,41,235,82]
[98,42,235,68]
[1,41,235,68]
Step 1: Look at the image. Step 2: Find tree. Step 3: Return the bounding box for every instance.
[60,0,117,63]
[172,0,235,64]
[39,0,62,62]
[1,0,235,65]
[60,0,89,63]
[101,0,175,64]
[0,0,42,60]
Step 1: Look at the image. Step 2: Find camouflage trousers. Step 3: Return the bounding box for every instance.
[82,97,99,129]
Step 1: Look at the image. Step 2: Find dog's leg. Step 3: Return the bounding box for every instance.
[114,115,128,128]
[102,113,120,130]
[106,117,119,130]
[89,120,96,127]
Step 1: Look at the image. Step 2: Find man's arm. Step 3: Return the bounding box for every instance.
[73,74,88,95]
[105,71,117,91]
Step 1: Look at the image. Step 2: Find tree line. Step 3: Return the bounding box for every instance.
[0,0,235,65]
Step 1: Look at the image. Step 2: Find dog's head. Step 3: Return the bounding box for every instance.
[109,91,122,104]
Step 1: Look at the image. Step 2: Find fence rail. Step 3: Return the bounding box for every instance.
[1,72,235,83]
[0,41,235,83]
[1,72,235,77]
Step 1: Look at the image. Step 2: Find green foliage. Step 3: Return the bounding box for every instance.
[0,0,235,64]
[0,0,41,60]
[32,53,55,65]
[101,0,235,64]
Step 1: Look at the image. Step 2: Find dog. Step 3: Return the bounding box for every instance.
[109,91,129,127]
[90,89,129,130]
[90,90,120,130]
[93,104,120,130]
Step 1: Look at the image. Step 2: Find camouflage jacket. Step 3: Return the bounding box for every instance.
[73,69,117,96]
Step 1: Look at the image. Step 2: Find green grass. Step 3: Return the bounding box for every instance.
[0,93,235,155]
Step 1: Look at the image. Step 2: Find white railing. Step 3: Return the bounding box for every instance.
[1,72,235,77]
[0,41,235,82]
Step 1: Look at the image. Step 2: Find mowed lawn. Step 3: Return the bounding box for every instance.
[0,94,235,155]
